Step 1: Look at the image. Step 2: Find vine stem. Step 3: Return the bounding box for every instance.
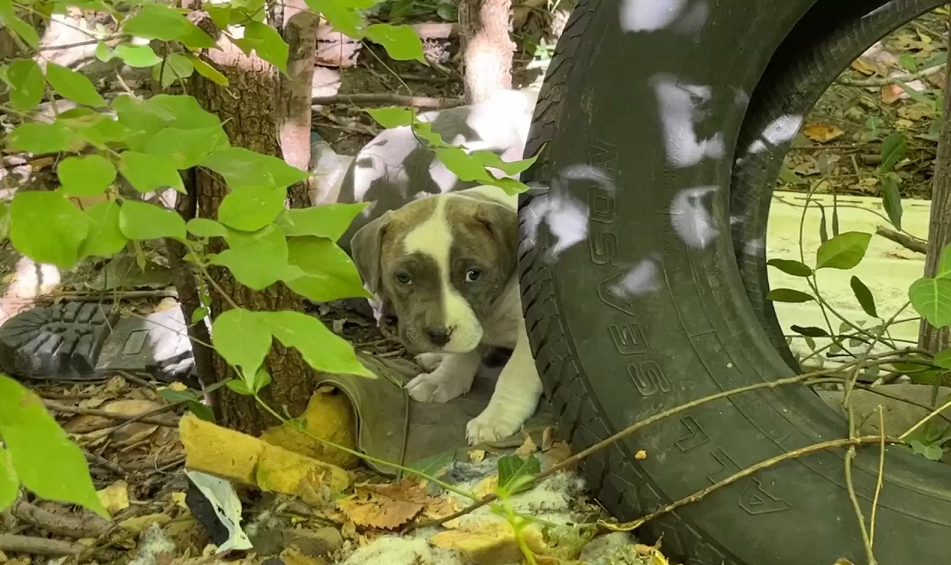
[869,406,886,548]
[408,352,910,532]
[602,435,892,533]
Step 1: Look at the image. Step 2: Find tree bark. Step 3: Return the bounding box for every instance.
[919,15,951,354]
[280,0,319,208]
[191,38,317,436]
[459,0,515,104]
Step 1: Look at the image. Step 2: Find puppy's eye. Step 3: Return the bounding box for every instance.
[396,272,412,285]
[465,269,482,283]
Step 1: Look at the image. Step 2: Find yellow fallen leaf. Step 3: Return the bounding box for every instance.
[515,433,537,457]
[881,84,903,104]
[474,475,498,499]
[171,491,188,510]
[850,59,875,75]
[97,480,129,514]
[119,513,171,535]
[431,521,546,565]
[635,450,647,460]
[802,123,844,143]
[337,480,436,530]
[168,382,188,392]
[468,449,486,463]
[280,547,328,565]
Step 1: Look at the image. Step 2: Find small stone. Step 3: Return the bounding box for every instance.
[282,527,343,557]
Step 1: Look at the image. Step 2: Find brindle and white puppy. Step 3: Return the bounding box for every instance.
[350,185,543,445]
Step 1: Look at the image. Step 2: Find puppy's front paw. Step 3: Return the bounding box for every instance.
[405,368,472,403]
[414,352,446,372]
[466,407,525,445]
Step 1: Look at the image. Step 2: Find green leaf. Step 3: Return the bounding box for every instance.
[7,60,44,111]
[46,63,105,107]
[7,122,74,154]
[910,439,945,461]
[815,231,872,270]
[789,325,828,338]
[766,258,812,277]
[935,244,951,279]
[201,147,309,189]
[766,288,814,303]
[934,348,951,370]
[909,277,951,328]
[304,0,364,37]
[187,218,228,238]
[497,454,540,494]
[248,367,272,394]
[188,55,229,86]
[0,375,108,517]
[152,53,195,88]
[57,154,116,197]
[406,450,455,477]
[367,106,416,128]
[0,446,17,510]
[817,203,829,244]
[472,149,538,177]
[10,192,88,268]
[191,306,210,324]
[274,203,368,240]
[118,201,187,241]
[850,275,878,318]
[1,13,40,49]
[366,23,425,62]
[264,311,372,376]
[778,165,806,185]
[237,21,288,73]
[206,4,232,28]
[285,237,371,301]
[226,379,254,396]
[146,126,228,169]
[900,53,918,72]
[115,44,163,67]
[119,151,185,193]
[95,42,113,62]
[880,175,903,231]
[79,202,126,259]
[211,226,298,289]
[211,308,272,376]
[122,4,213,48]
[880,132,908,173]
[218,186,287,232]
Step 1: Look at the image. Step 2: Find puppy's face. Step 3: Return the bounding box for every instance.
[351,193,517,354]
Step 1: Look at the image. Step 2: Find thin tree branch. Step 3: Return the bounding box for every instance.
[875,225,928,254]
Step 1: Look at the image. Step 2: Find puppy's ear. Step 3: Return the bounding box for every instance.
[475,200,517,270]
[350,211,392,295]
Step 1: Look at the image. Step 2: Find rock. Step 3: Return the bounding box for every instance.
[282,527,343,557]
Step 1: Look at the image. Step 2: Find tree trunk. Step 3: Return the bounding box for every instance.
[919,15,951,354]
[191,39,317,436]
[459,0,515,104]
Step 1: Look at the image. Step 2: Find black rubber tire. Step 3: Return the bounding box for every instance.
[517,1,951,564]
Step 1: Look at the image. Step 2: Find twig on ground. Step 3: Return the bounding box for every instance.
[0,534,83,556]
[601,435,891,532]
[106,403,181,437]
[13,501,110,539]
[836,65,943,87]
[312,93,465,109]
[43,400,179,429]
[875,226,928,254]
[84,449,128,476]
[116,370,158,390]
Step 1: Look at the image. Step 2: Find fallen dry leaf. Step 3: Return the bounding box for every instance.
[802,123,845,143]
[850,58,875,75]
[541,427,554,451]
[635,450,647,460]
[97,481,130,514]
[280,547,328,565]
[473,475,499,499]
[468,449,486,463]
[337,480,437,530]
[119,513,171,535]
[515,433,537,457]
[340,521,357,540]
[421,495,460,521]
[881,84,903,104]
[431,521,546,565]
[898,103,932,121]
[544,441,572,465]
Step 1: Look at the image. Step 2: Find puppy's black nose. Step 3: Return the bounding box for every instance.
[426,327,452,347]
